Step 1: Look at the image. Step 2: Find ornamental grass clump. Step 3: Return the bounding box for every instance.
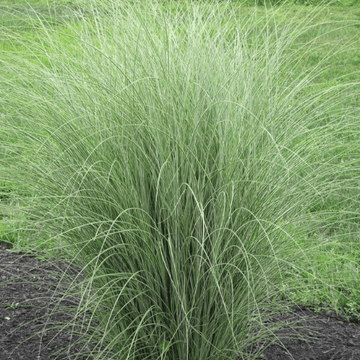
[0,0,359,359]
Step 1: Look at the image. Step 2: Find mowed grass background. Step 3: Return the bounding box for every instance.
[0,0,360,359]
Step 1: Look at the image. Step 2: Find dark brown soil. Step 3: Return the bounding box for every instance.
[0,244,114,360]
[1,244,360,360]
[239,303,360,360]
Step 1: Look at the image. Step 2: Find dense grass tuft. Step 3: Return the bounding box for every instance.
[0,0,359,359]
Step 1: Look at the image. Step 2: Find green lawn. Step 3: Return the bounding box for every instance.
[0,0,359,359]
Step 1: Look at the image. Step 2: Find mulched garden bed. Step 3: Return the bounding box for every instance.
[1,244,360,360]
[239,304,360,360]
[0,244,114,360]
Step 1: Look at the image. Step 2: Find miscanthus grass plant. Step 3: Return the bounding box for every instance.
[0,0,359,359]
